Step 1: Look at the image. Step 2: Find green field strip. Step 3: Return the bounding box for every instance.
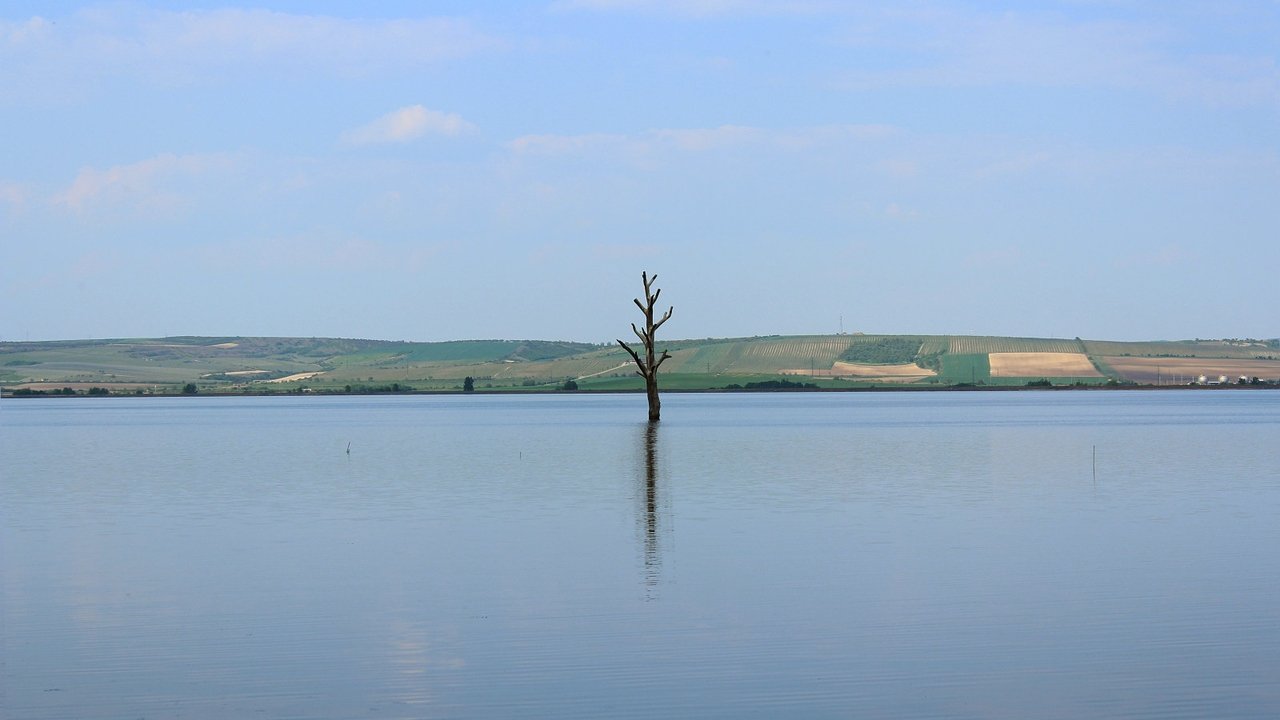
[937,353,991,384]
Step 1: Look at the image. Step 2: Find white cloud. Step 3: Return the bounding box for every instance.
[344,105,475,145]
[56,153,238,213]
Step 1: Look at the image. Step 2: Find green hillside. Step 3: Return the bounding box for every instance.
[3,334,1279,395]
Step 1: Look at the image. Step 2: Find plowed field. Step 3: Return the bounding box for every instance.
[988,353,1101,378]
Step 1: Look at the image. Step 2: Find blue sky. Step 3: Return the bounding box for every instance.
[2,1,1277,342]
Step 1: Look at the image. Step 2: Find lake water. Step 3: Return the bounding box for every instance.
[3,391,1279,719]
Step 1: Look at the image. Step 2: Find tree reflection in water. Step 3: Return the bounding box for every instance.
[637,421,663,593]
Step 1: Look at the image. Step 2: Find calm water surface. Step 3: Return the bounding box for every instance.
[3,391,1279,718]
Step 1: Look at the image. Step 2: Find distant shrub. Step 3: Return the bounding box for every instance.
[182,383,198,395]
[561,379,579,391]
[741,379,818,390]
[916,352,943,371]
[839,338,921,365]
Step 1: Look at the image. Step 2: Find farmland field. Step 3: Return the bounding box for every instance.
[730,336,854,374]
[824,362,937,380]
[937,353,990,385]
[1104,356,1280,384]
[1085,339,1280,360]
[948,336,1083,354]
[988,353,1102,378]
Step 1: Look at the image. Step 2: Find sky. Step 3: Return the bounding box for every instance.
[1,1,1277,343]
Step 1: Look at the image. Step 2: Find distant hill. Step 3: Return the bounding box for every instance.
[3,334,1278,395]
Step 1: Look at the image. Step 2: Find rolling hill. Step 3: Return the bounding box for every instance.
[2,334,1278,395]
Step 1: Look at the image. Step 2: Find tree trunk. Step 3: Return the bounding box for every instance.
[617,271,673,422]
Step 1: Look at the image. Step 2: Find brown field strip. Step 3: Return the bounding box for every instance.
[1105,356,1280,383]
[988,352,1101,378]
[263,372,325,383]
[781,362,936,381]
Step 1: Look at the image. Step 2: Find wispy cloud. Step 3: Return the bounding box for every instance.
[1112,243,1190,270]
[56,153,238,213]
[0,8,499,98]
[2,16,53,43]
[5,249,123,296]
[191,233,446,273]
[507,123,896,156]
[134,9,496,73]
[552,0,836,18]
[883,202,919,220]
[344,105,475,145]
[0,181,28,209]
[973,151,1054,179]
[590,242,662,260]
[550,2,1279,106]
[832,6,1280,107]
[507,132,628,155]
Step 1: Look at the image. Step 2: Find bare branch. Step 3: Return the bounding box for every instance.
[653,349,672,370]
[617,339,644,368]
[652,306,674,332]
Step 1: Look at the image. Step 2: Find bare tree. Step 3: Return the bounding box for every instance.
[617,271,674,422]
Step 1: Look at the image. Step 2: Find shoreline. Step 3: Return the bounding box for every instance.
[4,383,1277,399]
